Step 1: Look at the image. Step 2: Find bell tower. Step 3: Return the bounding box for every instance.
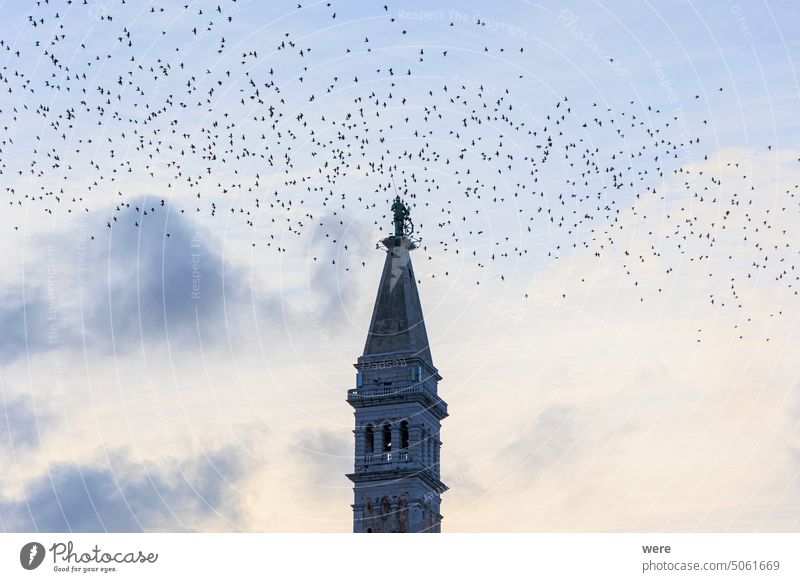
[346,197,448,533]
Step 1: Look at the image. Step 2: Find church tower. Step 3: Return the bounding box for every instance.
[346,197,448,533]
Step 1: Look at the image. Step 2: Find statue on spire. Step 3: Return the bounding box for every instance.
[391,195,413,237]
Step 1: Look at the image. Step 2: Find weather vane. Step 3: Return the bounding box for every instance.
[391,195,414,237]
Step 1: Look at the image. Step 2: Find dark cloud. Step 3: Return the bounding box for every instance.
[0,444,251,532]
[86,199,248,351]
[0,395,52,449]
[0,198,271,364]
[0,295,54,364]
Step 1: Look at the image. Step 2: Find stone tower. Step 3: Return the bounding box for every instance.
[346,197,448,533]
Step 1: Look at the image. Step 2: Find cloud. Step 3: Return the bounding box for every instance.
[0,395,52,450]
[506,405,578,475]
[0,198,266,364]
[0,295,54,364]
[294,428,352,489]
[87,200,247,351]
[0,443,253,532]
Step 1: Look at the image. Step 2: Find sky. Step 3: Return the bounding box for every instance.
[0,0,799,532]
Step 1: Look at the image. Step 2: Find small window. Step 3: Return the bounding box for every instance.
[382,422,392,452]
[356,370,363,388]
[411,365,422,382]
[365,425,374,454]
[400,420,409,449]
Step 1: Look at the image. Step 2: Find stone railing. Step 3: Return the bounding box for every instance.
[362,449,412,467]
[364,450,411,463]
[347,384,447,416]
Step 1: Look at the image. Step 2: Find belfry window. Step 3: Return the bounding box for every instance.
[356,370,364,388]
[400,420,409,449]
[382,422,392,452]
[365,425,374,454]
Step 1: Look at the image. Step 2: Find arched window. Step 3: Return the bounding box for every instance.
[400,420,409,449]
[382,422,392,452]
[365,425,374,454]
[398,495,409,533]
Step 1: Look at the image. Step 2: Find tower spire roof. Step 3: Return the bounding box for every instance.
[360,200,433,367]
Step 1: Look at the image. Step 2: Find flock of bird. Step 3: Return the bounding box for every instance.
[1,1,796,343]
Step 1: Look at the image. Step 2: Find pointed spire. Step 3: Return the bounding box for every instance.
[361,199,432,366]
